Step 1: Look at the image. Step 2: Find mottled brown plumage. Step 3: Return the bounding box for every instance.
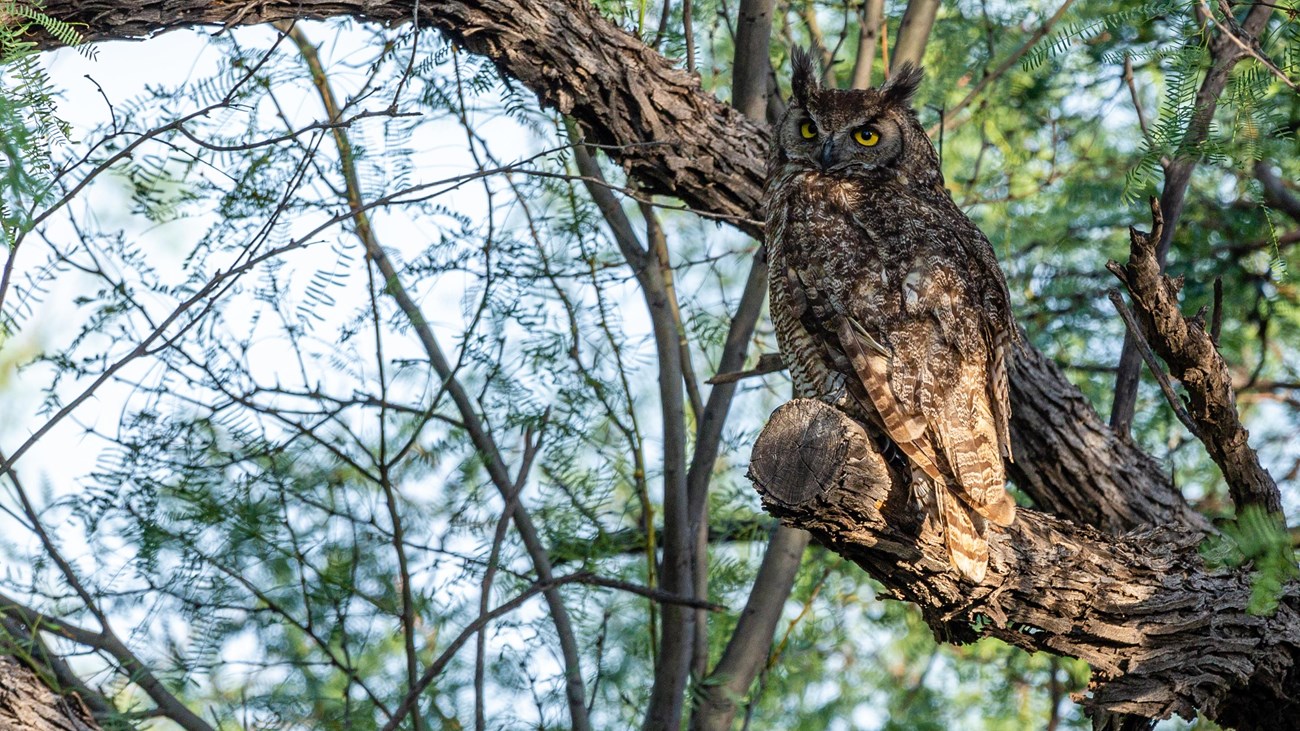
[765,49,1017,582]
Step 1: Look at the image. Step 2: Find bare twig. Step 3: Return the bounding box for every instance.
[1211,277,1224,346]
[706,352,787,384]
[1123,55,1153,140]
[1107,289,1203,440]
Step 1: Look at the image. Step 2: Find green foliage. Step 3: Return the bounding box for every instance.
[0,2,84,248]
[1201,504,1300,615]
[1021,0,1181,71]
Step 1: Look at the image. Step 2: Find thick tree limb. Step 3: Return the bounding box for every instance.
[749,399,1300,731]
[1108,200,1283,515]
[34,0,769,236]
[1005,342,1210,534]
[731,0,776,119]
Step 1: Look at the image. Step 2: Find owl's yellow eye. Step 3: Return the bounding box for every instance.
[854,128,880,146]
[799,121,817,139]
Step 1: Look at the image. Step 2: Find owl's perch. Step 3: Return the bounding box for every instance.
[750,398,1300,730]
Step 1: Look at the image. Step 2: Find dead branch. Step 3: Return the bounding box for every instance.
[1107,198,1283,515]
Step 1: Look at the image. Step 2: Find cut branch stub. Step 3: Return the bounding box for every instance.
[749,399,891,508]
[750,398,1300,730]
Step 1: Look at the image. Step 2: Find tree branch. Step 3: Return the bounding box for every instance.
[1107,199,1283,515]
[891,0,940,70]
[849,0,885,90]
[1109,2,1274,434]
[570,129,694,731]
[749,399,1300,731]
[731,0,776,119]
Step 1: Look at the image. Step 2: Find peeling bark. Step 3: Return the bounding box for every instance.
[1109,200,1282,515]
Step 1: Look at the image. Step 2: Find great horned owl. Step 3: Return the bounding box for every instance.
[765,49,1017,583]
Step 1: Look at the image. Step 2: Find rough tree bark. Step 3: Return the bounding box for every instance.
[23,1,1296,728]
[0,652,99,731]
[748,399,1297,730]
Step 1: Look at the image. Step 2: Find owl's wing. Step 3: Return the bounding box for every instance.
[987,324,1014,463]
[837,314,1016,529]
[929,356,1017,527]
[933,479,989,583]
[835,316,944,482]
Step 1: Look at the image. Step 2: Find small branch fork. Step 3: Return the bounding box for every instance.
[1106,198,1283,515]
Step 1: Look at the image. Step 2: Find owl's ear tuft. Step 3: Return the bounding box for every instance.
[882,63,924,107]
[790,47,819,107]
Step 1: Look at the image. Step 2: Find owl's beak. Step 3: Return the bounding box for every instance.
[818,140,835,169]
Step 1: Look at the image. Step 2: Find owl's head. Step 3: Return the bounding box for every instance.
[774,48,939,186]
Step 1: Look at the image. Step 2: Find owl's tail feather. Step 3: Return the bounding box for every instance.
[936,486,988,583]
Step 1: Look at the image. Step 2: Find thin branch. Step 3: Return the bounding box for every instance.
[691,526,810,731]
[929,0,1076,134]
[1211,277,1224,346]
[280,27,424,731]
[281,27,592,731]
[1203,0,1299,91]
[1254,161,1300,224]
[1123,55,1153,141]
[1107,289,1203,440]
[568,122,694,731]
[706,352,787,385]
